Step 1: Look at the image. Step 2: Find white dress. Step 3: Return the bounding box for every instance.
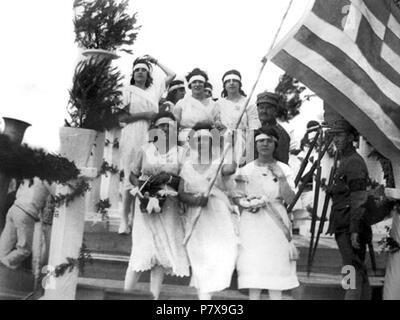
[120,81,165,189]
[214,97,260,165]
[236,161,300,290]
[383,211,400,300]
[173,95,218,143]
[127,143,190,277]
[180,159,239,293]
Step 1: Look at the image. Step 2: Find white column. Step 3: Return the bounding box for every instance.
[43,169,97,300]
[85,132,105,219]
[100,128,121,217]
[42,127,97,300]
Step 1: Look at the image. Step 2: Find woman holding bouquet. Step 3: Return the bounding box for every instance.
[234,127,299,300]
[124,112,190,300]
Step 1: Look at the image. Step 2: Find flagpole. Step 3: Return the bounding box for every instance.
[205,0,295,197]
[183,0,295,246]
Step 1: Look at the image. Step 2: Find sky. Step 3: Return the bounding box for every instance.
[0,0,324,152]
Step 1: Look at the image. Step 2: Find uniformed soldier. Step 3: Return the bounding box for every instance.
[256,92,291,164]
[326,120,371,300]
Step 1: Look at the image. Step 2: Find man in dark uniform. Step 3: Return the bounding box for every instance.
[327,120,371,300]
[256,91,290,164]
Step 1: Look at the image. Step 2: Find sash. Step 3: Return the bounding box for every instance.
[264,201,299,261]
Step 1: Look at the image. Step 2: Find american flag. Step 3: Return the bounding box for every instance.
[269,0,400,161]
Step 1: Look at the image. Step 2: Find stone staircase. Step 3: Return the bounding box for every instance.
[75,222,386,300]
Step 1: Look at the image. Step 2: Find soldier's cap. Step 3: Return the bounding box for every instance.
[256,91,280,107]
[328,120,358,135]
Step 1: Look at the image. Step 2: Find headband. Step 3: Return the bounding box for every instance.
[155,117,176,127]
[193,129,212,139]
[133,63,150,73]
[188,75,206,86]
[168,83,186,93]
[223,74,241,84]
[255,134,278,143]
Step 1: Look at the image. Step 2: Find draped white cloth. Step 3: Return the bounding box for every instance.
[383,211,400,300]
[127,143,190,277]
[180,158,239,293]
[120,81,165,189]
[236,161,300,290]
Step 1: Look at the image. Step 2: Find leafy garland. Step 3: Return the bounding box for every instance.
[52,179,91,208]
[73,0,140,54]
[0,134,80,185]
[47,243,93,279]
[98,160,120,177]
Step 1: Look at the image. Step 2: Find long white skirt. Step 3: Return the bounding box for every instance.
[120,121,149,190]
[185,195,238,293]
[237,204,299,291]
[127,197,190,277]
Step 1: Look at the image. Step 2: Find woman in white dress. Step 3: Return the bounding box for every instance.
[118,56,176,234]
[214,70,260,166]
[173,68,221,145]
[234,127,300,300]
[124,112,190,299]
[178,124,239,300]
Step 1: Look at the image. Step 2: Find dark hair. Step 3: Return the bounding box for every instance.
[253,126,280,160]
[130,58,154,88]
[166,80,186,104]
[205,82,213,90]
[186,68,208,89]
[221,70,247,98]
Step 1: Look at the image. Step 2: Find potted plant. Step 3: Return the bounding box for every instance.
[65,55,124,216]
[73,0,140,60]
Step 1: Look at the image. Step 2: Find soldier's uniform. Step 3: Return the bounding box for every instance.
[327,122,372,300]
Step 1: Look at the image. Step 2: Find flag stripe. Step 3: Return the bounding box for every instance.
[344,3,363,41]
[355,17,384,65]
[382,43,400,76]
[351,0,386,39]
[386,0,400,25]
[303,12,400,102]
[312,0,351,31]
[282,37,400,141]
[385,27,400,57]
[294,26,400,127]
[271,48,400,159]
[361,0,391,26]
[312,6,400,86]
[389,13,400,38]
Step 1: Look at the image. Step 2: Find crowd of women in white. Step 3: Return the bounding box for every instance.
[118,55,301,300]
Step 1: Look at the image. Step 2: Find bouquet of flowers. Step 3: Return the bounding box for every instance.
[130,174,178,214]
[238,195,267,213]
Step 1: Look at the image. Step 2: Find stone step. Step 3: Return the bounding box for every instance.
[77,273,384,300]
[77,278,294,300]
[82,233,387,281]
